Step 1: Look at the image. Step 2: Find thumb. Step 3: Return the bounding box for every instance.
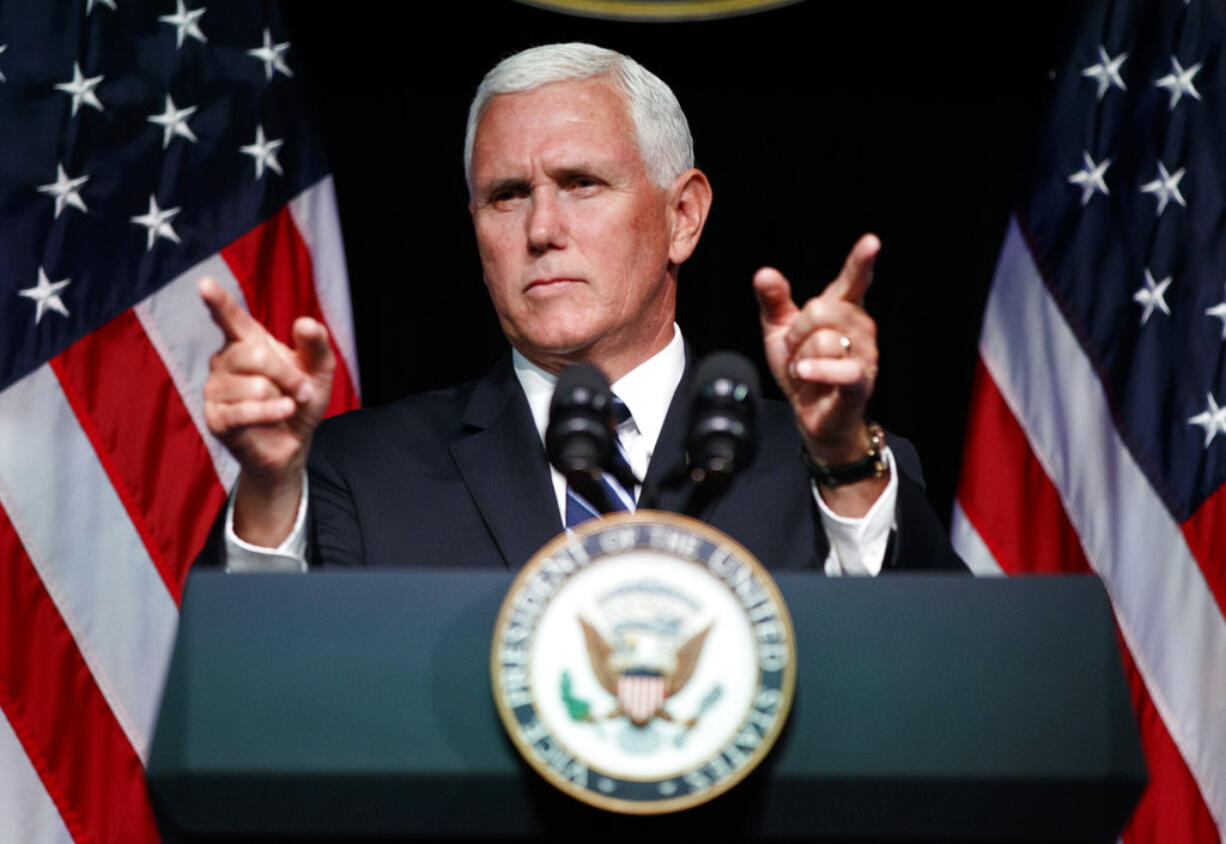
[753,267,800,329]
[292,316,335,383]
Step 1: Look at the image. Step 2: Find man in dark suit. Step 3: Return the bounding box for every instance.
[197,43,963,574]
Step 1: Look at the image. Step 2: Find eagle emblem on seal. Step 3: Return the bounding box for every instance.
[578,617,712,726]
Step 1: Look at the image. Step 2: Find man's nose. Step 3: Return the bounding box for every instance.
[526,187,566,253]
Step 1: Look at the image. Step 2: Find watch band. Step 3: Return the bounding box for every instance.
[802,422,887,488]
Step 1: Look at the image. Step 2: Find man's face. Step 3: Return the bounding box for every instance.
[469,78,678,378]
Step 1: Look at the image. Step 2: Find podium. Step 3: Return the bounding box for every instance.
[147,571,1144,841]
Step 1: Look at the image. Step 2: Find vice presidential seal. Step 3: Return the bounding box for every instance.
[490,512,795,814]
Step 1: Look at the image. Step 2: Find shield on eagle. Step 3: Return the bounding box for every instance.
[617,671,667,724]
[580,614,711,726]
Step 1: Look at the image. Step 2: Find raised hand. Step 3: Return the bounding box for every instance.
[199,276,335,545]
[753,235,885,513]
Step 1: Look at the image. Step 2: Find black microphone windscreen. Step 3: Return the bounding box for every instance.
[691,351,760,405]
[552,363,613,412]
[546,363,615,478]
[687,351,759,478]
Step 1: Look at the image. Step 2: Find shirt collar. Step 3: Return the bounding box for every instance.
[512,325,686,450]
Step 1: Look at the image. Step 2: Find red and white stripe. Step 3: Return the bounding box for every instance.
[0,176,359,843]
[618,674,667,724]
[0,710,73,844]
[954,218,1225,843]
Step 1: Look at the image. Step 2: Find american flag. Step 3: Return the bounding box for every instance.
[952,0,1224,840]
[0,2,359,840]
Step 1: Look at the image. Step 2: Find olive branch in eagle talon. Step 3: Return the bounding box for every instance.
[573,616,712,727]
[560,670,592,721]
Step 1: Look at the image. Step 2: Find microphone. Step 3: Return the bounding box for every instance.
[546,364,619,514]
[683,351,759,517]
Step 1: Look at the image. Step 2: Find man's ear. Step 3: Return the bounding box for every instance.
[667,168,713,266]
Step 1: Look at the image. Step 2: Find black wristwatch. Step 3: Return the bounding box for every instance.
[802,422,887,488]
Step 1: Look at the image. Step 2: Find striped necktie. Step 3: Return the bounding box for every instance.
[565,396,636,527]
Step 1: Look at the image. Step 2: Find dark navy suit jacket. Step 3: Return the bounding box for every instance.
[283,356,965,573]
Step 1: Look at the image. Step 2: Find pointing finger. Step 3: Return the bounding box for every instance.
[754,267,800,329]
[824,234,880,305]
[199,276,263,343]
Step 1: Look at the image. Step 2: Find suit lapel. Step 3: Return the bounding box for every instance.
[449,358,563,570]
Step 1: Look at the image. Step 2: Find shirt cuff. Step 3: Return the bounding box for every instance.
[223,473,309,573]
[813,446,898,577]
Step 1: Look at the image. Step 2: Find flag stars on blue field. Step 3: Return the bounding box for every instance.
[1140,161,1186,216]
[1207,291,1226,339]
[55,62,104,116]
[1133,269,1172,325]
[247,29,292,81]
[37,164,89,218]
[1155,56,1202,110]
[1082,45,1127,100]
[1188,394,1226,448]
[131,196,181,251]
[158,0,206,49]
[147,95,198,148]
[10,6,301,333]
[18,269,71,324]
[240,125,283,179]
[1068,151,1111,205]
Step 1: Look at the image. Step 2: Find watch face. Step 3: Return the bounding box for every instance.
[491,511,796,814]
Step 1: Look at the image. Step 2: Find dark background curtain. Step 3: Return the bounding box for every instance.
[281,0,1074,526]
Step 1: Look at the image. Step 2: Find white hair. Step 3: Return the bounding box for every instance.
[464,43,694,193]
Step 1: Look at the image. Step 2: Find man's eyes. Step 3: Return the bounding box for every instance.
[484,186,527,207]
[483,176,606,207]
[565,175,604,192]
